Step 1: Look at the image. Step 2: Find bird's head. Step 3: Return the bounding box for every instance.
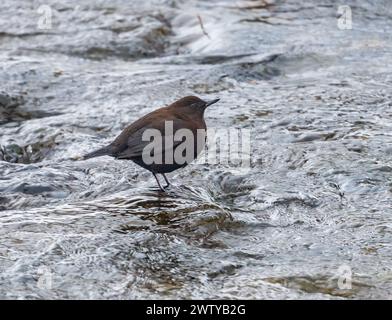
[169,96,220,115]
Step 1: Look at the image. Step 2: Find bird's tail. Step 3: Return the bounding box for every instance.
[82,146,114,160]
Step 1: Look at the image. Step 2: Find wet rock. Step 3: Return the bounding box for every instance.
[0,136,59,164]
[191,76,234,94]
[222,54,282,81]
[294,132,336,143]
[68,16,173,60]
[211,172,256,195]
[0,92,26,124]
[11,183,56,195]
[0,92,24,109]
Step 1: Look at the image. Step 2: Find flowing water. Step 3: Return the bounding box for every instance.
[1,0,392,299]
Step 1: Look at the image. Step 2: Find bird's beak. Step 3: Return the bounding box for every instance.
[205,98,220,107]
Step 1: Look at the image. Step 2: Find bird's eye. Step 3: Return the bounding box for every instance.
[190,102,204,108]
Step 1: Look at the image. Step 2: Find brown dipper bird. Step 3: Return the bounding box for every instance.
[83,96,220,191]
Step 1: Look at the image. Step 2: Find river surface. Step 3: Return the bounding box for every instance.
[1,0,392,299]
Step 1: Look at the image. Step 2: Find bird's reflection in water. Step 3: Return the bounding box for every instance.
[107,184,231,238]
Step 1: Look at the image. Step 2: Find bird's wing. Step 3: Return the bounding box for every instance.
[116,133,182,159]
[115,117,196,160]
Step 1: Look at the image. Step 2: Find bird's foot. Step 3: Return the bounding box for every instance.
[162,174,171,190]
[158,184,170,192]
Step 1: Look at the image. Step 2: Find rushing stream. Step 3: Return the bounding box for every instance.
[1,0,392,299]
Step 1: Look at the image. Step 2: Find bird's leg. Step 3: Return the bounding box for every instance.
[152,173,165,192]
[162,173,170,188]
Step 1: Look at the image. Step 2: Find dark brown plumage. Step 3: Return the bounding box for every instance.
[83,96,219,191]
